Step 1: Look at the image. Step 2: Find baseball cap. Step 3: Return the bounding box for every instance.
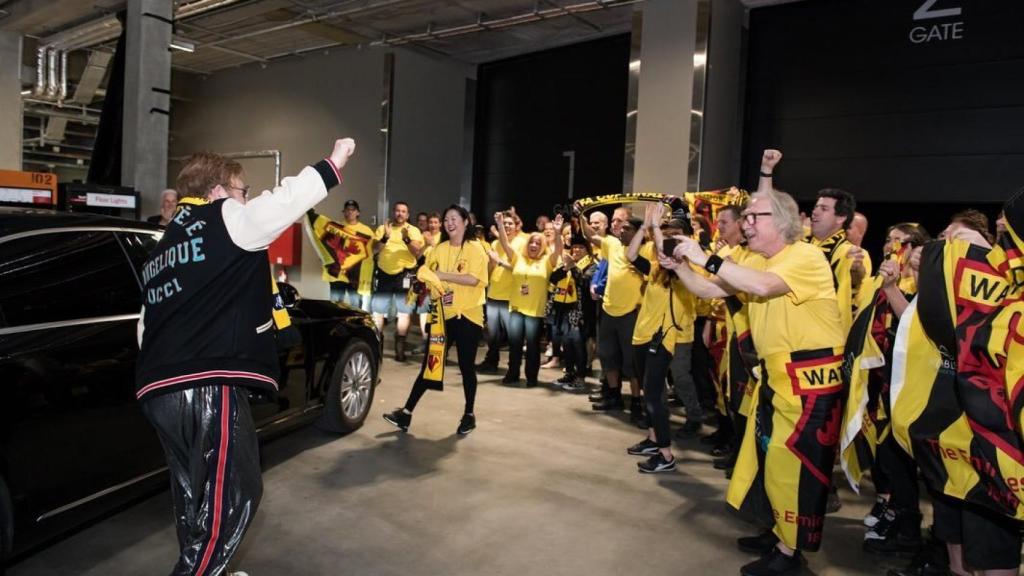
[344,200,360,210]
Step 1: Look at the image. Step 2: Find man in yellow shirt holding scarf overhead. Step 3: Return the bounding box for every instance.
[668,185,845,576]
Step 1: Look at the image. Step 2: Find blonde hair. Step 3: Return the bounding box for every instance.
[522,232,547,259]
[754,189,803,243]
[176,152,242,200]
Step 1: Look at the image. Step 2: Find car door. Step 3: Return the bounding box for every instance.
[0,228,165,529]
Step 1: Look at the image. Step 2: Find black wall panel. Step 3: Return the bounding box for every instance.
[472,35,630,230]
[743,0,1024,205]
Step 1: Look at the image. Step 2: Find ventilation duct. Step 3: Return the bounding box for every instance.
[34,46,45,96]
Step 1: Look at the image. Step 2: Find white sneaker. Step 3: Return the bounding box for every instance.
[229,572,250,576]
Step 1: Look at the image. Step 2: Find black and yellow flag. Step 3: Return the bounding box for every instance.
[891,197,1024,519]
[303,209,372,283]
[839,275,887,492]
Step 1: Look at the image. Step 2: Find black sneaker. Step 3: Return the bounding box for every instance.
[591,394,624,411]
[865,507,898,542]
[627,438,660,456]
[588,379,609,402]
[556,373,575,385]
[457,413,476,436]
[740,547,802,576]
[700,428,728,445]
[865,496,890,528]
[675,420,702,438]
[737,530,779,555]
[637,452,676,473]
[383,408,411,431]
[501,371,520,384]
[710,443,733,458]
[886,541,949,576]
[560,378,587,393]
[475,362,498,373]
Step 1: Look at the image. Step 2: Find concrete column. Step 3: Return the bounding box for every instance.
[701,0,745,189]
[122,0,171,216]
[0,32,23,170]
[632,0,697,195]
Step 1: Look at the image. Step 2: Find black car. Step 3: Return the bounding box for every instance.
[0,207,382,567]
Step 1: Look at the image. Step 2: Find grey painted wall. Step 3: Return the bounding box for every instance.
[169,46,472,298]
[0,31,22,170]
[390,50,474,218]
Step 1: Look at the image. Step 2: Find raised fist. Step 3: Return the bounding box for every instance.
[330,138,356,170]
[879,259,900,288]
[494,212,505,226]
[761,149,782,172]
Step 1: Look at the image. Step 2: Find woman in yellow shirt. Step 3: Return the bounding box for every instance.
[625,205,698,473]
[383,205,490,435]
[495,211,564,385]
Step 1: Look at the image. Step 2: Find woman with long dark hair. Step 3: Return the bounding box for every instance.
[384,204,489,435]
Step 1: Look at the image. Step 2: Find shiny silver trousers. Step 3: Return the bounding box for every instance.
[142,385,262,576]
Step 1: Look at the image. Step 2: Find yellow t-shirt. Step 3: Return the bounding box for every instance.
[808,231,857,334]
[600,235,644,317]
[747,241,845,358]
[487,233,528,301]
[510,253,554,318]
[374,222,424,275]
[632,267,697,349]
[418,240,489,327]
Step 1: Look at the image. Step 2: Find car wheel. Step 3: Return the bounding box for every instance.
[316,339,376,433]
[0,474,11,573]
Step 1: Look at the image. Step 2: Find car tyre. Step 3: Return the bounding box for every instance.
[316,339,377,433]
[0,474,11,574]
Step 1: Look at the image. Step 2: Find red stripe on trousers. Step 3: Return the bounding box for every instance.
[195,385,231,576]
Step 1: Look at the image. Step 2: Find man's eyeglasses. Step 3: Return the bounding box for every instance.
[227,184,250,199]
[742,211,772,225]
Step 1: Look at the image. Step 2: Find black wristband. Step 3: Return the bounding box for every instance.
[403,236,412,244]
[759,171,773,178]
[704,254,724,275]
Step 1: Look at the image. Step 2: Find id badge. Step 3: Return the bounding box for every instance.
[442,290,454,306]
[520,283,530,296]
[402,276,411,289]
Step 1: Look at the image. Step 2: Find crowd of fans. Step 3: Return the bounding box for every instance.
[307,148,1019,576]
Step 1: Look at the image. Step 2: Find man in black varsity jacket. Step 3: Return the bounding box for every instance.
[136,138,355,576]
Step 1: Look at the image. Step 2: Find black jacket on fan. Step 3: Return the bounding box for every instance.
[135,159,341,401]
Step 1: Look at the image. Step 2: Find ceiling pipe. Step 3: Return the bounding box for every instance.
[371,0,643,47]
[58,51,68,103]
[45,48,58,99]
[34,46,45,96]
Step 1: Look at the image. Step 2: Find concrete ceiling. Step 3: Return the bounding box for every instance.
[1,0,643,74]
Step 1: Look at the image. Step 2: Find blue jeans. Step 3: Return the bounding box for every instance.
[483,298,510,366]
[506,312,542,382]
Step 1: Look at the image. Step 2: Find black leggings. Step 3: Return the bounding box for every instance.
[404,316,482,414]
[639,343,674,448]
[875,435,919,512]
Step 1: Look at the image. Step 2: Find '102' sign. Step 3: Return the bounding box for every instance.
[910,0,964,44]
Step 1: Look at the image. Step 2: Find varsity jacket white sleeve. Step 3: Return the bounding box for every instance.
[222,159,341,251]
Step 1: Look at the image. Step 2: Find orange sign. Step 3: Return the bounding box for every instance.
[0,169,58,205]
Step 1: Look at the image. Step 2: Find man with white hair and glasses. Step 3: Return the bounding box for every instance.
[660,180,844,576]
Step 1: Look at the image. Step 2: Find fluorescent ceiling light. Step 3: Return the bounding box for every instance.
[169,36,195,53]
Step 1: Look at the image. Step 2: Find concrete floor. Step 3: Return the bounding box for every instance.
[10,344,903,576]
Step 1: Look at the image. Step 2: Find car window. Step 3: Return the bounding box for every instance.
[0,230,142,328]
[117,231,162,284]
